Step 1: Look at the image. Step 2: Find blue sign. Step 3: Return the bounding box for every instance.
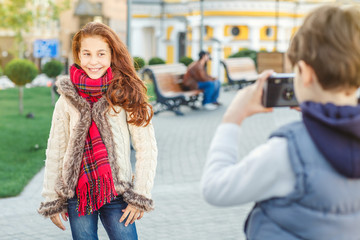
[33,39,59,58]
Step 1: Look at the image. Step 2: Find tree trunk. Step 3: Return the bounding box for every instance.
[50,78,56,106]
[19,86,24,115]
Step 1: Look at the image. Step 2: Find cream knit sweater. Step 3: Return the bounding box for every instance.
[38,76,157,217]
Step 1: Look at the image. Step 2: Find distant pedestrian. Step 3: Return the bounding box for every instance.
[183,51,221,110]
[38,22,158,240]
[201,4,360,239]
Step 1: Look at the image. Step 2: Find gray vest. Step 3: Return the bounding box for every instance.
[245,121,360,240]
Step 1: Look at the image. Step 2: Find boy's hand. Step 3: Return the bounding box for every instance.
[222,70,274,125]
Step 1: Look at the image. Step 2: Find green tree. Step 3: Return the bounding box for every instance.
[42,60,64,78]
[5,59,38,114]
[133,57,146,71]
[0,0,70,57]
[0,66,3,76]
[42,60,64,105]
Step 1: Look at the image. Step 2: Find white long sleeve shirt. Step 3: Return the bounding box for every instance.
[201,123,296,206]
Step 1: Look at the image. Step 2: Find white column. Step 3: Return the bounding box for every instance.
[211,25,224,81]
[277,26,287,52]
[155,26,164,59]
[191,25,200,61]
[155,20,168,61]
[250,25,261,51]
[131,27,144,59]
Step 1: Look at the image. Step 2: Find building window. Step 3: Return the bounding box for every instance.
[231,26,240,36]
[166,26,174,40]
[224,25,249,40]
[204,26,213,40]
[265,27,273,37]
[260,26,277,41]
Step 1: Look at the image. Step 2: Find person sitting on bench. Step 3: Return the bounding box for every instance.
[183,51,221,111]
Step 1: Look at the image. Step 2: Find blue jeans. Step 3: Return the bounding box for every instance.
[198,80,220,105]
[67,196,138,240]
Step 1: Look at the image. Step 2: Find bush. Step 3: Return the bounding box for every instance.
[133,56,145,71]
[5,59,39,114]
[229,48,258,67]
[42,60,64,78]
[5,59,38,86]
[179,56,193,67]
[0,66,3,76]
[148,57,166,65]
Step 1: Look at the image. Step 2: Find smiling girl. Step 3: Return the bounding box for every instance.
[38,22,158,240]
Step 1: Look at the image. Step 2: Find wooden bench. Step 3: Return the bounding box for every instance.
[221,57,258,89]
[141,64,203,116]
[257,52,293,74]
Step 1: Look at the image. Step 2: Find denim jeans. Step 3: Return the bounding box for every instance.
[67,196,138,240]
[198,80,220,105]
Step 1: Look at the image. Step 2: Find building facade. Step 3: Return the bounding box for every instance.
[131,0,336,80]
[0,0,344,79]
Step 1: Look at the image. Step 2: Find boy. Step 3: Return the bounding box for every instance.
[201,4,360,239]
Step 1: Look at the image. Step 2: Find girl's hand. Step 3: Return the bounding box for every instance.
[120,204,144,227]
[50,212,68,231]
[222,70,274,125]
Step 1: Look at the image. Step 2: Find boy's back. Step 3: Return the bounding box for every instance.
[246,119,360,239]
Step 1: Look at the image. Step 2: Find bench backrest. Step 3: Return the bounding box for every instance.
[144,63,187,94]
[222,57,258,81]
[257,52,293,73]
[155,73,182,92]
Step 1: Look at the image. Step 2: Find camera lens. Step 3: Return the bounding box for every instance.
[282,87,295,100]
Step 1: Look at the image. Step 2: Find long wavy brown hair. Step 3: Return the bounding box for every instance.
[72,22,153,126]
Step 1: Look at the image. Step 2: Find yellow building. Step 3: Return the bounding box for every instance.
[130,0,341,80]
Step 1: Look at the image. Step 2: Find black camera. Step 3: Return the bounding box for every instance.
[262,73,298,107]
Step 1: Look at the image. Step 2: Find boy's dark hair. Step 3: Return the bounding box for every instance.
[287,5,360,90]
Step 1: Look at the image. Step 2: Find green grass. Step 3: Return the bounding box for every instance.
[146,82,156,102]
[0,87,54,198]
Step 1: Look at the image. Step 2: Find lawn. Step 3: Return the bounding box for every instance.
[0,87,54,198]
[0,84,156,198]
[146,81,156,102]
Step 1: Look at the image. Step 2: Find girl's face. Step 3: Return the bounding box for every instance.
[78,36,111,79]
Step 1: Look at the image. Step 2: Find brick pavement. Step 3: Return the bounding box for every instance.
[0,89,301,240]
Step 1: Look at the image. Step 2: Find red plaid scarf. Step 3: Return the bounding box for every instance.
[70,64,117,216]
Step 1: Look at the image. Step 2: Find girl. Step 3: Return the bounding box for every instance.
[38,22,158,240]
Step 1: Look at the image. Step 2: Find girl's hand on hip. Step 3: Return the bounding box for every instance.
[222,70,274,125]
[50,212,68,231]
[120,204,144,227]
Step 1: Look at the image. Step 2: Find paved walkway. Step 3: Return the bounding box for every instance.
[0,89,301,239]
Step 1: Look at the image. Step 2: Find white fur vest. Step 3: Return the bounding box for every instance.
[38,76,157,217]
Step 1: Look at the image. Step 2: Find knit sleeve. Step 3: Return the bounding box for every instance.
[123,118,158,212]
[38,97,69,217]
[201,123,296,206]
